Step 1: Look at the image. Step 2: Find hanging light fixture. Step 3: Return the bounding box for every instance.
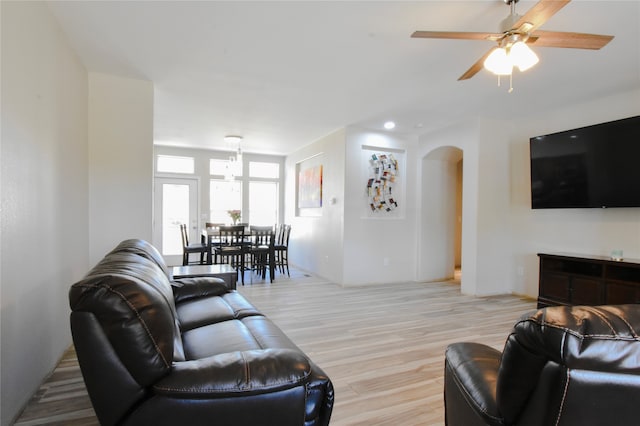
[509,41,539,71]
[484,47,513,76]
[483,35,539,76]
[483,33,539,92]
[224,135,243,181]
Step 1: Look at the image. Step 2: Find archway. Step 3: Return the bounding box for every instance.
[418,146,463,283]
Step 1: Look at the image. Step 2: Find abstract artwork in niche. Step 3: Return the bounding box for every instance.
[367,153,398,212]
[298,164,323,208]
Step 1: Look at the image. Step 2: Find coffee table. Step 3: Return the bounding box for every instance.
[171,264,237,290]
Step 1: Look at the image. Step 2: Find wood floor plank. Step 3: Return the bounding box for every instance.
[14,268,536,425]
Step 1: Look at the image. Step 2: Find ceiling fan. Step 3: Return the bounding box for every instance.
[411,0,614,84]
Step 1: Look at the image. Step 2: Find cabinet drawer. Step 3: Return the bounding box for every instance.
[571,278,604,305]
[540,272,570,302]
[606,282,640,304]
[539,253,640,307]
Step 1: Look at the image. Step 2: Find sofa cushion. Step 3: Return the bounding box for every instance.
[155,348,311,396]
[171,277,229,304]
[175,287,263,332]
[181,316,300,360]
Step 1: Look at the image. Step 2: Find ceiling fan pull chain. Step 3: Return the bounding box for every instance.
[509,73,514,93]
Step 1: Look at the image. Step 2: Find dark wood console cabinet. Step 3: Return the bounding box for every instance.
[537,253,640,308]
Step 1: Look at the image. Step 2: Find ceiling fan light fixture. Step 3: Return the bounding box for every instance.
[510,41,539,71]
[484,47,513,76]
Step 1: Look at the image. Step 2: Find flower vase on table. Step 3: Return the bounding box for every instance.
[227,210,241,225]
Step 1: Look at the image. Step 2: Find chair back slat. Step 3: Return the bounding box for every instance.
[250,225,275,248]
[180,224,189,246]
[218,225,245,247]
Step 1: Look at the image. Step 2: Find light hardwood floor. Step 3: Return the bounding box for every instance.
[14,268,536,426]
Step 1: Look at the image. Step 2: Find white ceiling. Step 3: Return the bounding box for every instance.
[47,0,640,155]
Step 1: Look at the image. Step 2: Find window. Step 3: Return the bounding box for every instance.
[157,155,195,174]
[159,182,193,256]
[209,159,228,176]
[247,161,280,225]
[210,158,243,177]
[208,158,281,224]
[249,161,279,179]
[249,181,278,225]
[210,179,242,223]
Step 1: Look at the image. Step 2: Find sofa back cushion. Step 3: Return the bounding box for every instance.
[70,245,185,388]
[108,238,171,278]
[496,304,640,424]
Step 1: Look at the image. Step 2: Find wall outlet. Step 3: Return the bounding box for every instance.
[383,257,390,266]
[517,266,524,276]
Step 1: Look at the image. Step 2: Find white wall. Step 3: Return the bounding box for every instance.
[417,90,640,298]
[419,146,462,282]
[343,128,418,285]
[418,121,483,295]
[88,73,154,265]
[0,7,156,424]
[1,2,89,424]
[285,127,419,286]
[508,89,640,297]
[285,129,346,284]
[475,119,513,295]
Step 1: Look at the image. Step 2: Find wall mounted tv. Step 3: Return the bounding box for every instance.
[530,115,640,209]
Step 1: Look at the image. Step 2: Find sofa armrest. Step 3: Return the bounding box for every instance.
[444,342,504,426]
[153,348,311,397]
[171,277,229,304]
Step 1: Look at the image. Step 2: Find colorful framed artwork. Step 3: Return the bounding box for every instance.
[298,164,323,208]
[367,153,398,212]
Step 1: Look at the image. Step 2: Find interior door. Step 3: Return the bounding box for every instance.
[153,177,199,266]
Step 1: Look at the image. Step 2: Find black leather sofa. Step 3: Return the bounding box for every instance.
[444,304,640,426]
[69,239,334,426]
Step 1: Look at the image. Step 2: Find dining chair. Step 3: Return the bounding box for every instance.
[274,224,291,276]
[214,225,248,285]
[204,222,224,264]
[248,225,275,283]
[179,223,207,266]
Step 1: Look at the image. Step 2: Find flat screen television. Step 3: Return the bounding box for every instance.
[530,115,640,209]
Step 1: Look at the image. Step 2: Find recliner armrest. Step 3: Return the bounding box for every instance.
[445,342,504,426]
[153,348,311,397]
[171,277,229,304]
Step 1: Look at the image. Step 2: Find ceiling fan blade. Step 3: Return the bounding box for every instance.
[411,31,502,41]
[513,0,571,33]
[458,47,496,81]
[528,30,614,50]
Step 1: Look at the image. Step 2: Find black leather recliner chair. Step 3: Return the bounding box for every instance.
[445,304,640,426]
[69,239,333,426]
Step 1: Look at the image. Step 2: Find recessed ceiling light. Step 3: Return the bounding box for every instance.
[384,121,396,130]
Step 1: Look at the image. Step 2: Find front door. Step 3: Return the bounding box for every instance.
[153,177,199,266]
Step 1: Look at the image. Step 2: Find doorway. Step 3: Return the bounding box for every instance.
[153,177,199,266]
[418,146,463,283]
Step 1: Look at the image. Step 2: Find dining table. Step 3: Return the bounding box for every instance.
[201,225,251,265]
[201,225,276,283]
